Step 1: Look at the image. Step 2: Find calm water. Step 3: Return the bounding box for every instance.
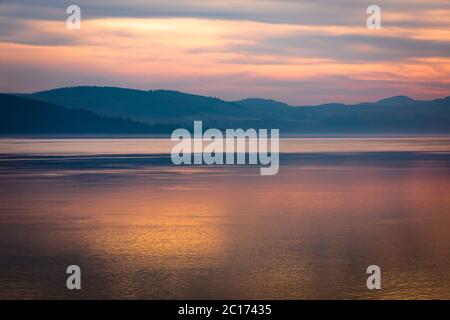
[0,137,450,299]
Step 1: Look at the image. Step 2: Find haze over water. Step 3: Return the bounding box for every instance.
[0,137,450,299]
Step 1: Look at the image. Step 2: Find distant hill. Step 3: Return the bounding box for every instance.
[233,98,293,111]
[374,95,417,106]
[26,87,250,126]
[6,86,450,134]
[0,94,178,134]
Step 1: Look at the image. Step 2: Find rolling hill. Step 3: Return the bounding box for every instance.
[3,86,449,134]
[0,94,178,134]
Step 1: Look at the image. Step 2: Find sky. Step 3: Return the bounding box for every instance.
[0,0,449,105]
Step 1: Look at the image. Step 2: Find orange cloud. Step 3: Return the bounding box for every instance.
[0,15,449,104]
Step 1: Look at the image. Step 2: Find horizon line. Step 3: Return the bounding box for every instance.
[3,85,450,108]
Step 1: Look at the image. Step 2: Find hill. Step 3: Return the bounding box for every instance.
[0,94,177,134]
[7,86,450,134]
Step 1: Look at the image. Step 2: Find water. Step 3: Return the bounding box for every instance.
[0,137,449,299]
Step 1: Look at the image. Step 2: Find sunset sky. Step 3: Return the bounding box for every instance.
[0,0,449,105]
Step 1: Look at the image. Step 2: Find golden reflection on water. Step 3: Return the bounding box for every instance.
[81,191,228,260]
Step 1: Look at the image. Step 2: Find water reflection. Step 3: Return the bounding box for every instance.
[0,138,449,299]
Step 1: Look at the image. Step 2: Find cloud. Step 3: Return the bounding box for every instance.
[0,0,449,104]
[2,0,450,27]
[230,32,450,62]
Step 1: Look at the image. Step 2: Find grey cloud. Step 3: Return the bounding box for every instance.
[0,17,80,46]
[1,0,449,28]
[228,33,450,62]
